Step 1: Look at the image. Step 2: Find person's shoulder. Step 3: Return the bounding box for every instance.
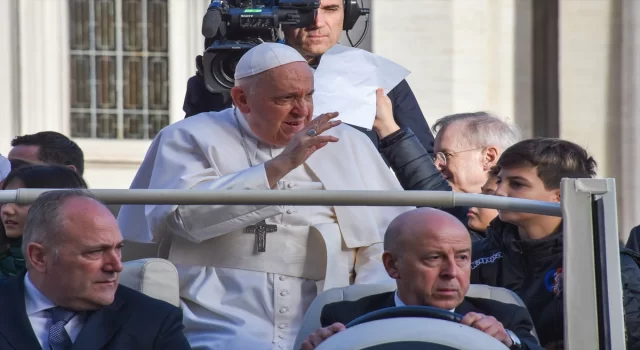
[0,272,22,291]
[158,109,232,137]
[116,284,180,315]
[463,296,525,318]
[472,237,499,253]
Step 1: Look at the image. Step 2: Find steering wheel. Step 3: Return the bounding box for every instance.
[346,306,465,328]
[316,307,507,350]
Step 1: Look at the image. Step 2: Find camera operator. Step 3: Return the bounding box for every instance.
[183,0,435,154]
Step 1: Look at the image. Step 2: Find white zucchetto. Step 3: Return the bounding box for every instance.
[234,42,307,80]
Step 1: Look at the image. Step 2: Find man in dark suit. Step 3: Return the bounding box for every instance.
[301,208,542,350]
[0,189,191,350]
[185,0,435,155]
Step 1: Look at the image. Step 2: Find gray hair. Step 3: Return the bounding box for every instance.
[431,111,521,152]
[22,189,97,262]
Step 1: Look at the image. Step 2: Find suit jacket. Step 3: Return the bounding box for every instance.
[0,272,192,350]
[320,291,543,350]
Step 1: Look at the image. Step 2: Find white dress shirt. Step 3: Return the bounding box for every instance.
[24,273,86,349]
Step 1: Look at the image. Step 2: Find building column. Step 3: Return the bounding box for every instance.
[369,0,533,133]
[0,0,21,155]
[620,0,640,242]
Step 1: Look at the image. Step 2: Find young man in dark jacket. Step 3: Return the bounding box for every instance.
[470,138,640,349]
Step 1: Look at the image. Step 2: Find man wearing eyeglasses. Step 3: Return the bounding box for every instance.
[429,112,520,194]
[373,95,520,238]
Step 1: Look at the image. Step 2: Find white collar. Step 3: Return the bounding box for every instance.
[233,109,284,165]
[394,290,456,313]
[393,290,407,307]
[24,272,56,316]
[235,108,261,142]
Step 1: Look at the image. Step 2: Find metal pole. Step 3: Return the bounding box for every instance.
[0,189,562,216]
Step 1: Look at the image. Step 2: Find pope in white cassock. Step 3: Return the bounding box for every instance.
[117,42,413,350]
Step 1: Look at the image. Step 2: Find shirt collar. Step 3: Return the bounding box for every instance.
[235,108,261,142]
[24,272,56,316]
[394,290,456,312]
[233,108,285,161]
[393,290,406,307]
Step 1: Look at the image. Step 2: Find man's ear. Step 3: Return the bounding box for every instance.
[230,86,250,114]
[382,252,400,280]
[66,165,78,173]
[482,146,499,171]
[552,188,561,203]
[27,243,48,273]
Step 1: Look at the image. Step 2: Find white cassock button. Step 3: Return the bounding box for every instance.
[287,183,294,189]
[286,209,294,214]
[279,324,287,329]
[279,276,286,281]
[280,290,289,296]
[280,307,289,313]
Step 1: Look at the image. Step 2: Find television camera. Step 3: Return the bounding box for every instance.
[196,0,370,95]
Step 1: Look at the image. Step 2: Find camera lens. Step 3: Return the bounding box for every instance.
[211,51,245,89]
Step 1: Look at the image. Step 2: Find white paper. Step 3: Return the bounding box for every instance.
[0,154,9,180]
[312,44,411,130]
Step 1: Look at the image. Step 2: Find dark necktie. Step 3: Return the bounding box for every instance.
[47,306,76,350]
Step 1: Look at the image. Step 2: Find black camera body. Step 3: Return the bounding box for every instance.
[199,0,320,95]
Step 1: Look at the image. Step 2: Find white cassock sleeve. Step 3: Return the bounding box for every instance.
[144,126,284,244]
[353,243,391,284]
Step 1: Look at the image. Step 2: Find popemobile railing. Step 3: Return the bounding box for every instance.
[0,178,626,350]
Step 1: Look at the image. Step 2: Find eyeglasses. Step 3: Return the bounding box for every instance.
[431,148,484,166]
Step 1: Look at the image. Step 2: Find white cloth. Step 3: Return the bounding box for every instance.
[24,273,86,348]
[235,42,306,80]
[117,108,414,349]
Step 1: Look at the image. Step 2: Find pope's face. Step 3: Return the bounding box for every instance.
[283,0,344,61]
[235,62,315,147]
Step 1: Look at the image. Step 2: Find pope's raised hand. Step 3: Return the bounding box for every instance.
[265,112,341,188]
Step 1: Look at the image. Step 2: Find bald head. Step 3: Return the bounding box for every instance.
[23,190,124,311]
[384,208,471,255]
[382,208,472,310]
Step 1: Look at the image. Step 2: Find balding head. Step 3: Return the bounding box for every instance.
[24,190,123,311]
[382,208,471,310]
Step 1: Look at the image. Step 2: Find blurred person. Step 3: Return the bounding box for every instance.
[0,190,191,350]
[466,168,500,236]
[8,131,84,175]
[471,138,640,349]
[301,208,542,350]
[0,165,87,279]
[184,0,435,155]
[118,43,412,350]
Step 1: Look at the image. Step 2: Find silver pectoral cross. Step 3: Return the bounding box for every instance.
[243,220,278,252]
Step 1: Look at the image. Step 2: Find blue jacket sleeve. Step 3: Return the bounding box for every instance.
[387,79,435,155]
